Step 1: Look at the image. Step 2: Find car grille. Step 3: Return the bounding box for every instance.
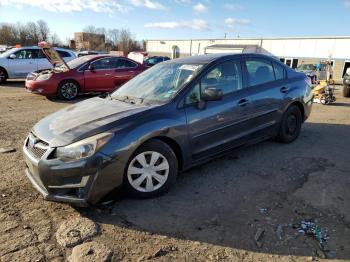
[26,133,50,159]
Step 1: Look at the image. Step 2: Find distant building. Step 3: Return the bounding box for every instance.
[74,32,106,51]
[146,36,350,82]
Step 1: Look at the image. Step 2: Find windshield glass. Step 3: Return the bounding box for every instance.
[66,56,91,69]
[0,48,16,58]
[297,64,316,71]
[111,62,203,103]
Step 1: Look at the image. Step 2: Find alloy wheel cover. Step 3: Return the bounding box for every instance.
[61,82,78,99]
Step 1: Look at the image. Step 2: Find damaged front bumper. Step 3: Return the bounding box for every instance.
[23,133,124,206]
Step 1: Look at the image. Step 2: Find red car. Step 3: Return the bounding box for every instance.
[26,43,146,100]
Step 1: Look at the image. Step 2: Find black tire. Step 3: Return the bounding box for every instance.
[124,139,178,198]
[0,68,8,84]
[343,85,350,98]
[58,80,79,100]
[276,105,302,144]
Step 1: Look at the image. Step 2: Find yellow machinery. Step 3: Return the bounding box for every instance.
[313,81,335,104]
[313,60,336,105]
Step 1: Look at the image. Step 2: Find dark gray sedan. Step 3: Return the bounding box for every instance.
[23,53,313,206]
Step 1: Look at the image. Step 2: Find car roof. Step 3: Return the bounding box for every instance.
[168,53,275,64]
[12,46,74,52]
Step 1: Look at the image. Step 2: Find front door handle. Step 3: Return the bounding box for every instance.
[280,86,289,93]
[238,98,249,107]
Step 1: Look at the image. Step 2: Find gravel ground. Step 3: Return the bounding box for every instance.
[0,81,349,261]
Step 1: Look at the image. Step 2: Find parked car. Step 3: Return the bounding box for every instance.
[0,46,76,84]
[144,56,170,67]
[25,46,146,100]
[343,67,350,97]
[23,53,313,205]
[295,64,317,84]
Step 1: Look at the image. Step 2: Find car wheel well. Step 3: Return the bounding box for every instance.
[143,136,183,171]
[0,66,8,78]
[290,101,305,122]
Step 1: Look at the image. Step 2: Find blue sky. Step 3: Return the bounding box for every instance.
[0,0,349,42]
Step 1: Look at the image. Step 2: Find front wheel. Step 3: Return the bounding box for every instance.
[0,68,7,84]
[124,140,178,198]
[276,105,302,144]
[58,80,79,100]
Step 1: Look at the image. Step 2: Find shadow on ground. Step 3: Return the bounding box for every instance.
[82,122,350,259]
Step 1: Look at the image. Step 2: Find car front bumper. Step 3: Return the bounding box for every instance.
[25,79,57,96]
[23,134,125,206]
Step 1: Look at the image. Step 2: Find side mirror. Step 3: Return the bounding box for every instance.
[201,87,223,101]
[8,54,16,59]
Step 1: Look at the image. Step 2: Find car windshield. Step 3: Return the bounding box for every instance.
[0,48,16,58]
[66,56,91,69]
[297,64,316,70]
[111,62,203,103]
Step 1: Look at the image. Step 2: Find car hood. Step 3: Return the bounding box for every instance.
[32,97,152,147]
[38,41,70,71]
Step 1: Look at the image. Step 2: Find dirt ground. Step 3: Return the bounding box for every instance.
[0,81,349,262]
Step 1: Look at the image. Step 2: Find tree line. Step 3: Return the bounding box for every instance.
[0,20,61,47]
[82,25,144,53]
[0,20,144,53]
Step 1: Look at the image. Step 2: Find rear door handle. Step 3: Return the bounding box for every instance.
[280,86,289,93]
[238,98,249,107]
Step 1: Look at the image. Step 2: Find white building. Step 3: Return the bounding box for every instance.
[146,36,350,82]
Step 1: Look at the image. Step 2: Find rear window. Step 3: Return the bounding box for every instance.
[57,50,71,58]
[273,62,286,80]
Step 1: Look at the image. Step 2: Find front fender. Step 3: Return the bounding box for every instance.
[101,114,188,167]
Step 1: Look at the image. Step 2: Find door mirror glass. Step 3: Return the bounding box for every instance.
[8,54,16,59]
[202,87,223,101]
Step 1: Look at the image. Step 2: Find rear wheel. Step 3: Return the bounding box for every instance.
[124,140,178,198]
[276,105,302,144]
[0,68,7,84]
[58,80,79,100]
[343,85,350,98]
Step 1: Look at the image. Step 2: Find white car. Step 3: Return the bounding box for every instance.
[0,46,76,84]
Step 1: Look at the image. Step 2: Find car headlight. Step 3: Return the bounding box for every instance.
[55,132,113,162]
[36,73,52,81]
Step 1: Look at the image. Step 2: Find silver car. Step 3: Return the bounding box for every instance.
[0,46,76,84]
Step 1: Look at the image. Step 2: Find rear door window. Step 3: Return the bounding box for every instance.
[273,62,286,80]
[115,58,138,69]
[245,59,275,86]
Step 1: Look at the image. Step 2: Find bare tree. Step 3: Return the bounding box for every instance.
[107,29,119,49]
[51,33,61,46]
[117,29,141,53]
[25,22,39,45]
[37,20,50,41]
[0,23,18,45]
